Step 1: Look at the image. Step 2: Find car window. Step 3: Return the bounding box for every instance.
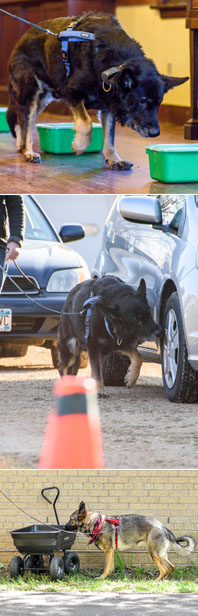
[156,195,186,224]
[24,196,58,241]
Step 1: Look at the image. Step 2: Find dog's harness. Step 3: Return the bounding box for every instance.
[57,20,95,77]
[87,514,120,549]
[83,294,122,346]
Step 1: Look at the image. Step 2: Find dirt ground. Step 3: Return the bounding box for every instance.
[0,346,198,469]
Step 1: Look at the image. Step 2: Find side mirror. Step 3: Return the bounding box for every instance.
[59,224,85,243]
[118,195,162,224]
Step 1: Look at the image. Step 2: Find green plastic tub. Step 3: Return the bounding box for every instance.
[36,122,103,154]
[146,144,198,183]
[0,107,10,132]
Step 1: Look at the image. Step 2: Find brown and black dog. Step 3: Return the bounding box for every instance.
[65,501,195,580]
[57,276,161,396]
[7,12,188,168]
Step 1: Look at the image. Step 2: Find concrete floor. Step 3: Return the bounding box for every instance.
[1,592,198,615]
[1,112,198,194]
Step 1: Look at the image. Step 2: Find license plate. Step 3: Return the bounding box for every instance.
[0,309,12,331]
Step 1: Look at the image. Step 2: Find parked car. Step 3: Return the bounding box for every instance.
[0,195,90,366]
[92,194,198,402]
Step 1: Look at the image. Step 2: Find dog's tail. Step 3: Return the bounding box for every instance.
[168,529,195,555]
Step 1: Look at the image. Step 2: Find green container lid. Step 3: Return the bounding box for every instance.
[146,144,198,183]
[0,107,10,132]
[36,122,103,154]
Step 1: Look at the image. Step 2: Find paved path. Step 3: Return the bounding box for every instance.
[1,592,198,615]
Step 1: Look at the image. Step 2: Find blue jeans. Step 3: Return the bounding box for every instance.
[0,247,8,292]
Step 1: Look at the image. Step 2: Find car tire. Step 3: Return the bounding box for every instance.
[161,292,198,402]
[49,555,64,581]
[9,556,24,578]
[64,551,80,574]
[102,352,130,386]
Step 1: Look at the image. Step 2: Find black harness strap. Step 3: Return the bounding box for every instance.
[56,26,95,77]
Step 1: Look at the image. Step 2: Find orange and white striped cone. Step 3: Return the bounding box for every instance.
[39,375,104,469]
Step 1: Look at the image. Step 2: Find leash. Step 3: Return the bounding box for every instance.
[0,488,84,537]
[0,263,85,317]
[0,262,122,342]
[0,9,95,78]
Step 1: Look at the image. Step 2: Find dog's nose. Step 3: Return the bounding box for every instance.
[148,127,160,137]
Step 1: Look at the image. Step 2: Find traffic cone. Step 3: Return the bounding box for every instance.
[39,375,104,469]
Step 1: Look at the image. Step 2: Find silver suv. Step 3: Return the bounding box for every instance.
[93,195,198,402]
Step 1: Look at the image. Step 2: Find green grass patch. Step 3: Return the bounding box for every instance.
[0,564,198,593]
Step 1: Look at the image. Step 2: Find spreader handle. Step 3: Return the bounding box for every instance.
[41,486,60,525]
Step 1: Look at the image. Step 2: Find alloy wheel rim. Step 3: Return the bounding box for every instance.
[163,308,179,389]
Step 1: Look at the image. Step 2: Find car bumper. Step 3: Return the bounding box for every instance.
[0,292,67,344]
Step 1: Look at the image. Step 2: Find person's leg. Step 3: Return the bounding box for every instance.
[0,247,7,292]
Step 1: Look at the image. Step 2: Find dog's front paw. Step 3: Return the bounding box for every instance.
[22,151,41,163]
[72,128,92,155]
[97,393,109,399]
[105,159,133,171]
[124,370,136,388]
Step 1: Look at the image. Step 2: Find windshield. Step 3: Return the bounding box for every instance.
[23,195,58,241]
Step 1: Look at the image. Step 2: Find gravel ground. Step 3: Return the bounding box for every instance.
[0,346,197,469]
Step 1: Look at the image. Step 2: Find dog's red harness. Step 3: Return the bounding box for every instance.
[87,514,120,549]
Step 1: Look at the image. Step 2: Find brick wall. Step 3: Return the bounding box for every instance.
[0,470,197,570]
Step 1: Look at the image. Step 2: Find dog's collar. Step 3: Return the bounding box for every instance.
[101,63,126,93]
[58,22,95,77]
[104,315,122,346]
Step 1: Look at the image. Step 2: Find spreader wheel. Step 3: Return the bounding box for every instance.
[10,556,24,578]
[64,551,80,574]
[50,555,64,580]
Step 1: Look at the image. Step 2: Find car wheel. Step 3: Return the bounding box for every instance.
[49,555,64,581]
[102,352,130,386]
[161,292,198,402]
[0,345,28,358]
[9,556,24,578]
[64,551,80,574]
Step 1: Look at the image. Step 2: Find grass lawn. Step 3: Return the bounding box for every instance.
[0,562,198,593]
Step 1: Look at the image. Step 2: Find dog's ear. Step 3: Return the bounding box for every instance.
[136,278,147,298]
[78,501,86,519]
[160,74,189,93]
[118,66,141,91]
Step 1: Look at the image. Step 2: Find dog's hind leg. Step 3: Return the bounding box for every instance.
[70,102,92,155]
[57,336,80,377]
[101,110,132,171]
[121,349,142,388]
[7,62,42,162]
[147,531,175,580]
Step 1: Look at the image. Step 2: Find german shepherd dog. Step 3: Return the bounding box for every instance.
[7,12,188,169]
[57,276,161,396]
[65,501,195,580]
